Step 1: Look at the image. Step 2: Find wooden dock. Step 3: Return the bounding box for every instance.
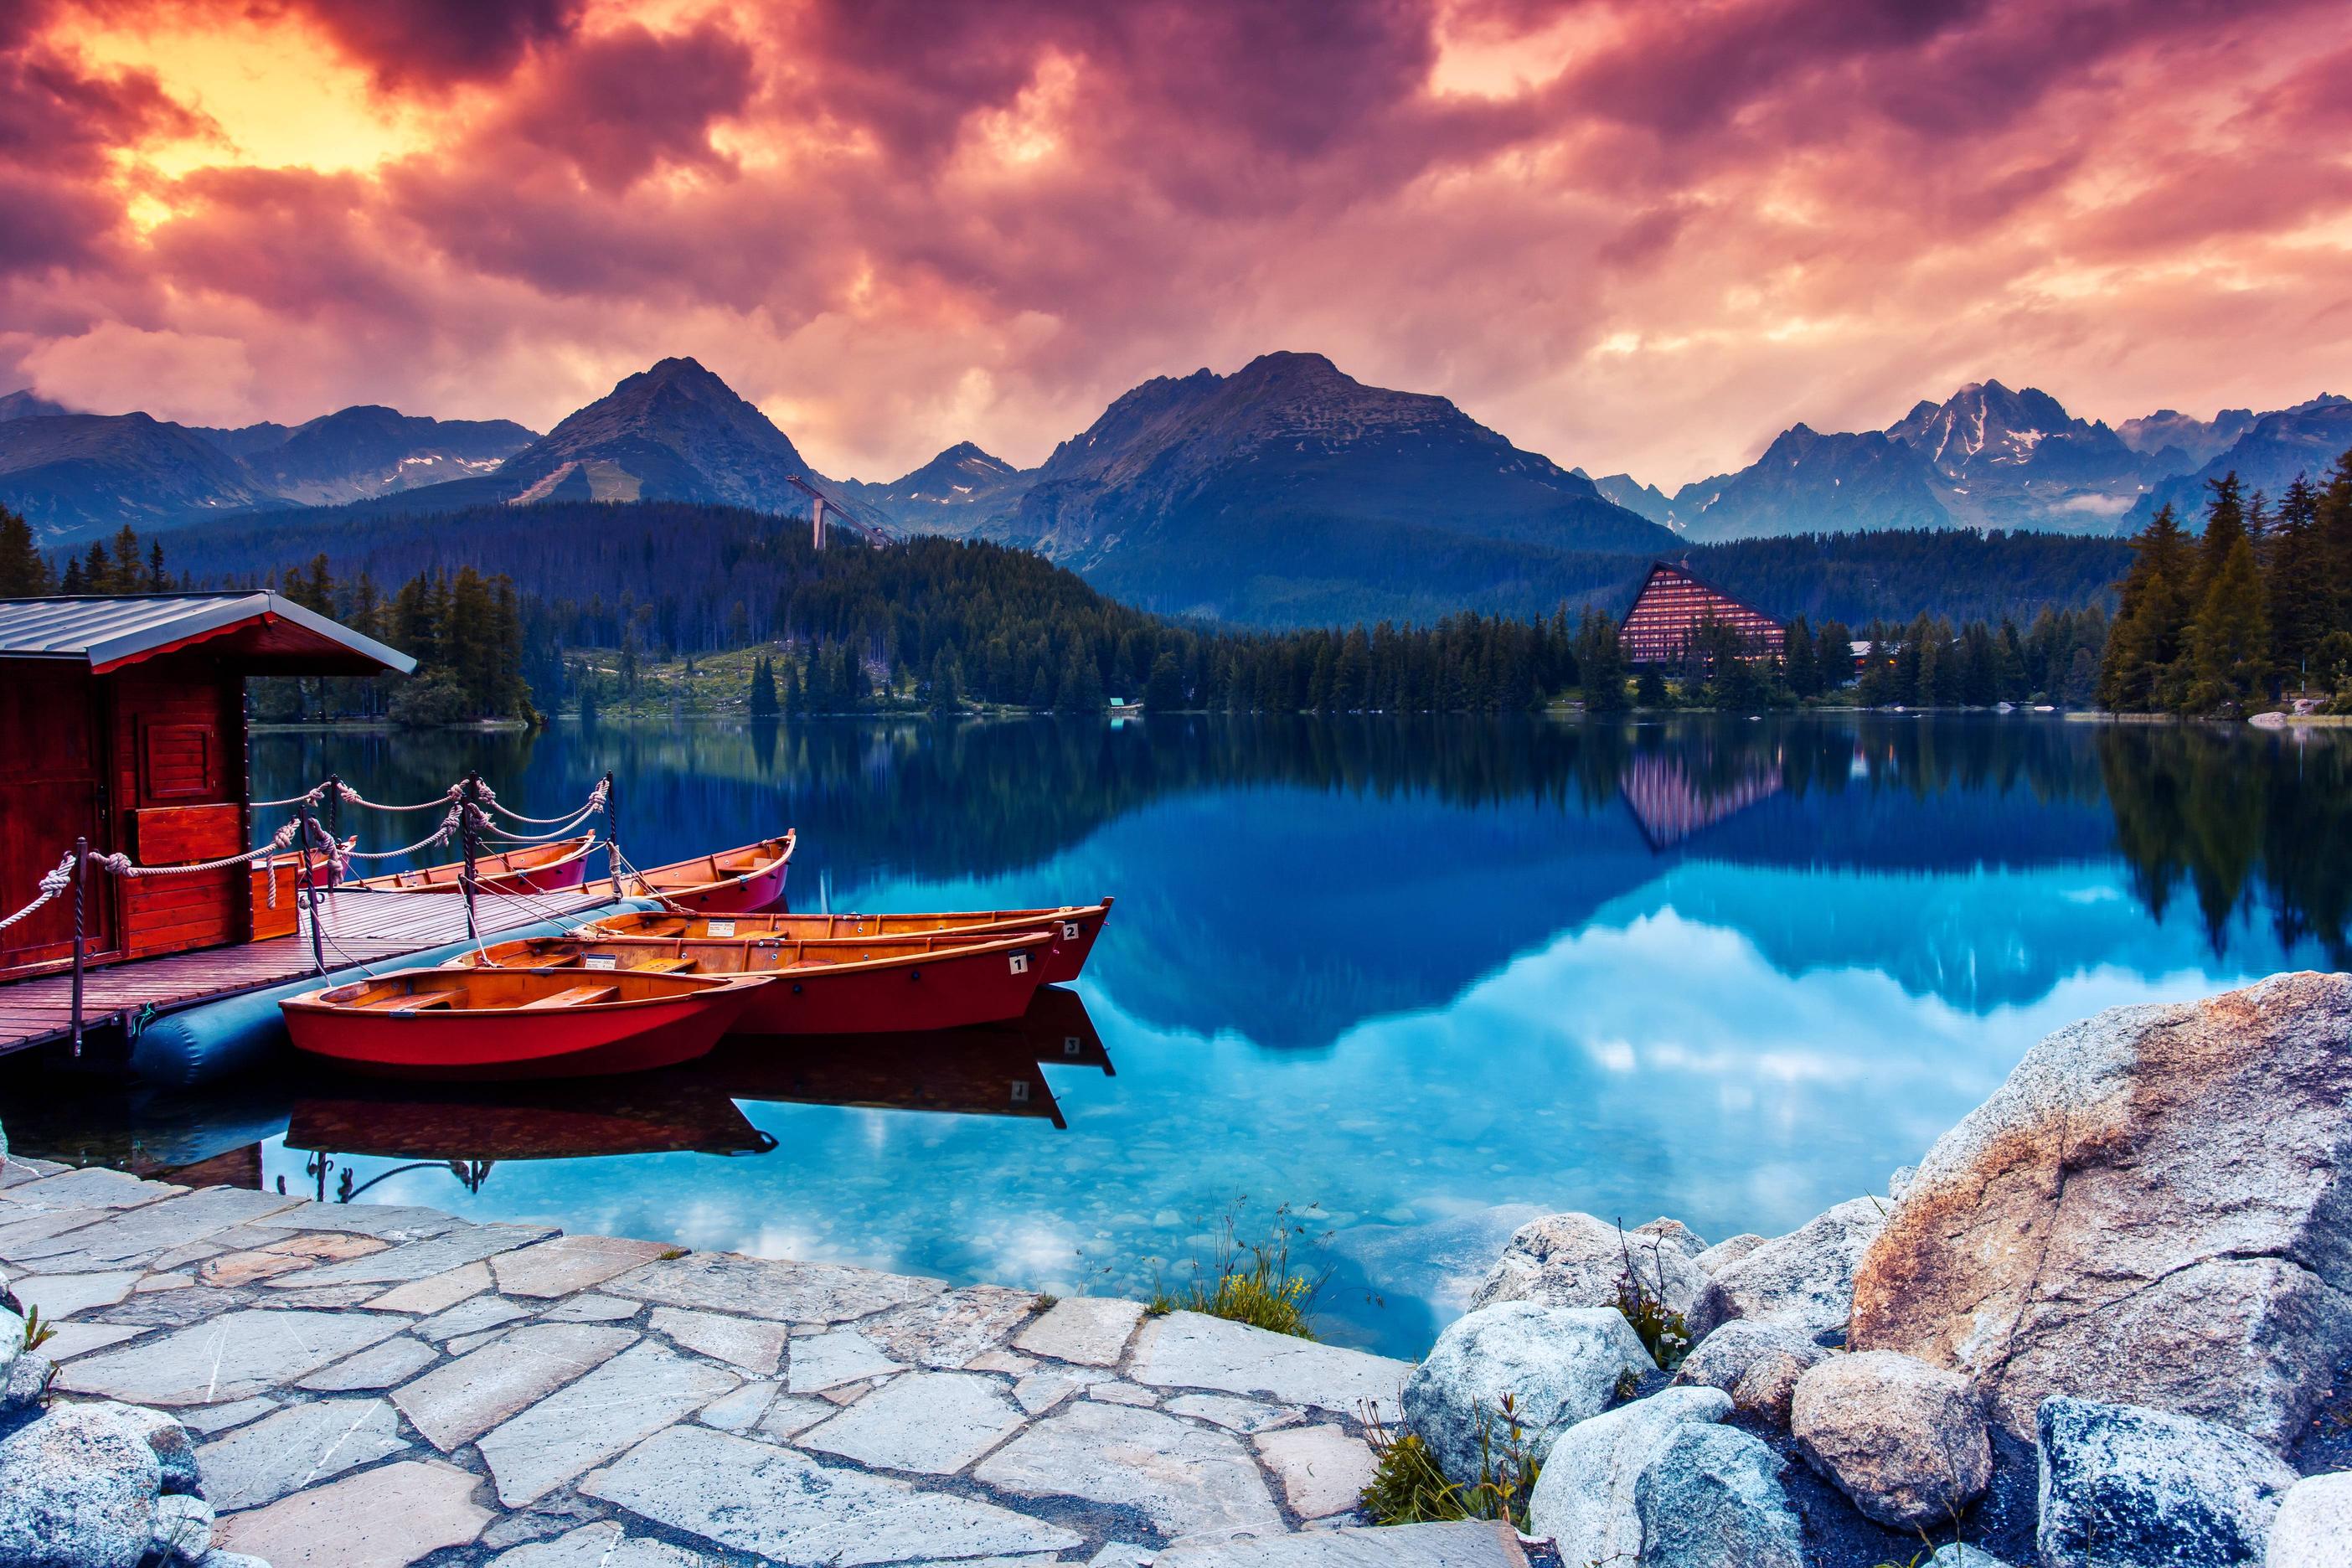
[0,889,622,1057]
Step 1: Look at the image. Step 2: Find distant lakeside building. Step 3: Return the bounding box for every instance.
[1617,560,1787,667]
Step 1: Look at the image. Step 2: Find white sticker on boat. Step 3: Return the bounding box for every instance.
[1009,1081,1030,1103]
[1062,921,1081,941]
[1062,1036,1081,1055]
[707,921,736,937]
[583,954,618,970]
[1009,953,1030,975]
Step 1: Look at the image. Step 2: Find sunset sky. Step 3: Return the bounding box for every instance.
[4,0,2349,487]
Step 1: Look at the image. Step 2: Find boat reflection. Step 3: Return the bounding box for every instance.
[274,986,1114,1200]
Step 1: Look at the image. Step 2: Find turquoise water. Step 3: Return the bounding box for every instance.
[14,715,2347,1355]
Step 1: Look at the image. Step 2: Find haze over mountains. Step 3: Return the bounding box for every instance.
[3,352,2344,625]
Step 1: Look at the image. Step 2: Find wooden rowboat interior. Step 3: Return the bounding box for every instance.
[471,931,1045,977]
[311,967,739,1013]
[587,900,1106,941]
[351,836,594,891]
[619,835,793,894]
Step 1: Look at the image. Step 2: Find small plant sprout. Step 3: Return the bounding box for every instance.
[1359,1392,1540,1529]
[19,1303,55,1354]
[1614,1220,1692,1370]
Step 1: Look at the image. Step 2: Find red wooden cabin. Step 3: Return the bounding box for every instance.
[0,593,414,983]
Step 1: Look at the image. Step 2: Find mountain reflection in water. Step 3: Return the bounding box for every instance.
[5,713,2345,1357]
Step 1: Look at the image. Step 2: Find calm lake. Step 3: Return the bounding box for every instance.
[13,714,2349,1357]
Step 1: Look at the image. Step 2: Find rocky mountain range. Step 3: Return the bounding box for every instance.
[6,350,2346,622]
[0,396,534,541]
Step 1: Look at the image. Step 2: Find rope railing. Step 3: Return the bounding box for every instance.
[483,779,608,826]
[0,854,76,933]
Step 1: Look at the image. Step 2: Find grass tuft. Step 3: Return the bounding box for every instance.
[1149,1202,1330,1339]
[1359,1393,1540,1529]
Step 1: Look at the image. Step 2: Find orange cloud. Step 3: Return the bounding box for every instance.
[4,0,2348,488]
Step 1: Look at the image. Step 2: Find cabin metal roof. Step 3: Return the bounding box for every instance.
[0,593,416,676]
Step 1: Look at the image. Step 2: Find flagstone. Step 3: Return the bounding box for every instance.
[198,1397,410,1509]
[581,1424,1082,1565]
[214,1458,491,1568]
[861,1285,1039,1369]
[536,1292,639,1323]
[694,1380,777,1431]
[1014,1367,1108,1416]
[92,1286,246,1327]
[797,1370,1026,1474]
[754,1395,834,1442]
[57,1308,405,1405]
[37,1320,147,1360]
[974,1400,1286,1538]
[134,1271,193,1292]
[0,1205,126,1254]
[0,1153,70,1186]
[178,1395,279,1434]
[269,1224,554,1288]
[298,1334,440,1392]
[202,1250,320,1288]
[1164,1393,1304,1434]
[8,1188,307,1268]
[270,1283,393,1308]
[392,1323,637,1452]
[492,1235,673,1297]
[1256,1424,1378,1519]
[1,1166,178,1212]
[786,1328,904,1392]
[1152,1520,1532,1566]
[649,1306,787,1375]
[478,1341,739,1506]
[1013,1296,1147,1367]
[268,1202,461,1240]
[447,1327,513,1354]
[417,1293,531,1343]
[607,1250,940,1323]
[968,1349,1037,1375]
[9,1267,141,1318]
[1132,1312,1411,1420]
[489,1522,710,1566]
[366,1260,491,1315]
[1089,1381,1159,1406]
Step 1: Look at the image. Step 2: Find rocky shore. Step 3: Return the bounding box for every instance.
[3,970,2347,1566]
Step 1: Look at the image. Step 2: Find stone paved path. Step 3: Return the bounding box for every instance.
[0,1153,1467,1566]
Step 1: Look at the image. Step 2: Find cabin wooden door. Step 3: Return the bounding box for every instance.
[0,667,116,975]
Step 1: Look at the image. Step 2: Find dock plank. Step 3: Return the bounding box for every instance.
[0,889,622,1055]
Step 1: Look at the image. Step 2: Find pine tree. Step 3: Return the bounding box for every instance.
[1784,615,1819,698]
[749,655,780,718]
[109,525,142,593]
[2267,476,2331,688]
[0,507,51,595]
[147,539,168,591]
[1573,609,1627,713]
[2099,504,2195,710]
[81,542,109,595]
[2189,534,2270,713]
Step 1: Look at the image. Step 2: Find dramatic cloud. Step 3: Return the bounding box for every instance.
[5,0,2348,486]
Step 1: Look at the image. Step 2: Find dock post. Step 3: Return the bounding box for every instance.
[70,835,86,1058]
[600,771,619,893]
[296,795,328,975]
[460,771,482,943]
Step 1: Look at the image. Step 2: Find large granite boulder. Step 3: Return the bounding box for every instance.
[0,1401,164,1568]
[1471,1211,1709,1318]
[1400,1302,1652,1485]
[2035,1397,2297,1568]
[1850,973,2352,1445]
[1788,1350,1991,1529]
[1525,1386,1732,1559]
[1689,1198,1886,1345]
[1693,1234,1766,1276]
[1633,1423,1805,1568]
[1671,1318,1827,1424]
[2267,1472,2352,1568]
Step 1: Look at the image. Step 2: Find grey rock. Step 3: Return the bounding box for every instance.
[477,1340,739,1507]
[1471,1210,1709,1318]
[1131,1310,1411,1420]
[860,1284,1037,1369]
[195,1398,409,1509]
[2035,1396,2297,1568]
[1152,1520,1532,1565]
[1689,1196,1886,1344]
[606,1251,941,1323]
[797,1369,1025,1473]
[0,1401,162,1568]
[1634,1423,1805,1568]
[1401,1302,1653,1485]
[192,1554,269,1568]
[2267,1472,2352,1568]
[6,1349,57,1408]
[1852,973,2352,1444]
[110,1402,202,1496]
[150,1493,214,1564]
[1634,1217,1710,1259]
[1671,1318,1828,1424]
[1789,1350,1991,1529]
[1927,1548,2014,1568]
[581,1424,1080,1563]
[973,1398,1284,1537]
[1012,1295,1144,1366]
[1890,1164,1921,1199]
[57,1309,405,1406]
[1525,1385,1732,1559]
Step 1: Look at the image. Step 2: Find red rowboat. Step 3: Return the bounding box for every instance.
[606,834,794,915]
[457,927,1048,1035]
[343,835,598,895]
[281,966,767,1081]
[576,896,1112,983]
